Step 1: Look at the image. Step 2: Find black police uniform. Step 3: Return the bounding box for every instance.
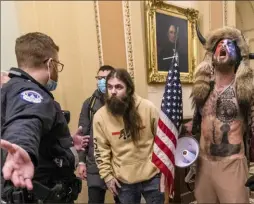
[1,68,81,203]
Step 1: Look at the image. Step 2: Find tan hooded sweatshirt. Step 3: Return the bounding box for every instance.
[93,95,160,184]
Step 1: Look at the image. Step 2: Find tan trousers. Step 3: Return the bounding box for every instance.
[194,157,249,203]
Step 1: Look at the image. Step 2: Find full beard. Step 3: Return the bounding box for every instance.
[106,96,129,116]
[213,55,236,73]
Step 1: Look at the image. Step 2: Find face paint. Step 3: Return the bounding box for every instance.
[214,39,237,60]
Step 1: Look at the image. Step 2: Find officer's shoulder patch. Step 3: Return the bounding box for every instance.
[20,90,43,104]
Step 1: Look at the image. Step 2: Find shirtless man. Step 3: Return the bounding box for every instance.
[189,26,254,203]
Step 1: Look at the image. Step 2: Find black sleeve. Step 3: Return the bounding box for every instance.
[78,98,91,135]
[78,98,92,163]
[2,86,56,166]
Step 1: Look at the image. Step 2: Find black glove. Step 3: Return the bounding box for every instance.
[245,175,254,191]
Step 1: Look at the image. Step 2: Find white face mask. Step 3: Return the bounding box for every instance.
[45,59,58,92]
[97,78,106,93]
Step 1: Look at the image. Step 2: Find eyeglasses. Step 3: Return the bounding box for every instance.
[44,58,64,72]
[95,76,107,80]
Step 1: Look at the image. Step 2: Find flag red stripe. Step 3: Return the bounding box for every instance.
[152,59,182,195]
[152,153,174,194]
[158,119,177,148]
[154,135,175,165]
[152,152,169,175]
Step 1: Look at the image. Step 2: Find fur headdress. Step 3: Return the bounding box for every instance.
[191,25,254,108]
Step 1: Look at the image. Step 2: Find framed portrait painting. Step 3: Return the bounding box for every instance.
[145,0,199,83]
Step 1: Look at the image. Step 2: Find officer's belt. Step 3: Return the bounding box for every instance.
[32,181,63,201]
[2,181,63,204]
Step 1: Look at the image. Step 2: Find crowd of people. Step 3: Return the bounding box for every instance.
[1,24,254,204]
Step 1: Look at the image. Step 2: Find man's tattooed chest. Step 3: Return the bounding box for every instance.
[202,86,241,157]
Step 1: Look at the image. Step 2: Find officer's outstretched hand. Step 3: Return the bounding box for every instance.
[0,139,34,190]
[72,126,90,151]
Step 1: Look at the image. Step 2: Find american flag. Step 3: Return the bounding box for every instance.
[152,58,183,195]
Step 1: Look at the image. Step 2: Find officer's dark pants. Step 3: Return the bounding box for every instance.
[43,199,74,204]
[88,187,121,204]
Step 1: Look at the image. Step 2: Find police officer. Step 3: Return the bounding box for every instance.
[1,32,87,203]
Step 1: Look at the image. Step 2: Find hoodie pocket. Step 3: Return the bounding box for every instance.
[116,158,158,184]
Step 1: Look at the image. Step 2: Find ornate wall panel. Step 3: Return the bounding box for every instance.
[122,1,135,80]
[93,1,104,67]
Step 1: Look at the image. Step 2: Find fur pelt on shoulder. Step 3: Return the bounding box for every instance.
[191,26,254,108]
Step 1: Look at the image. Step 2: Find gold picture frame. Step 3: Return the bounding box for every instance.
[145,0,199,84]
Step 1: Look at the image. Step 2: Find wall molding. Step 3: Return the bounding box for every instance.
[122,1,135,80]
[208,1,212,30]
[223,1,228,26]
[236,4,244,29]
[94,1,104,67]
[250,1,254,16]
[243,28,254,33]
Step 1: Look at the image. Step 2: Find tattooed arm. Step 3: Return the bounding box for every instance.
[249,97,254,162]
[191,106,202,139]
[179,105,201,137]
[245,97,254,190]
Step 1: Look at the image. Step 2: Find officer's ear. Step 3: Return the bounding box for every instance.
[46,58,57,72]
[45,58,52,68]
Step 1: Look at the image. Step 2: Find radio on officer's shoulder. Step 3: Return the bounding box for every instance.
[62,110,70,124]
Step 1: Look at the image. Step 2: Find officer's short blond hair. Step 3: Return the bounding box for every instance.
[15,32,59,68]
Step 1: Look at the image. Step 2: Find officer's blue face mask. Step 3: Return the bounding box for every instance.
[45,59,58,92]
[97,78,106,93]
[46,79,57,92]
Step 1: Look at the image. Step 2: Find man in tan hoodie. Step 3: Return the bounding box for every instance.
[93,68,164,204]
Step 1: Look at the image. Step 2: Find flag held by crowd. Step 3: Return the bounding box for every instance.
[152,58,183,195]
